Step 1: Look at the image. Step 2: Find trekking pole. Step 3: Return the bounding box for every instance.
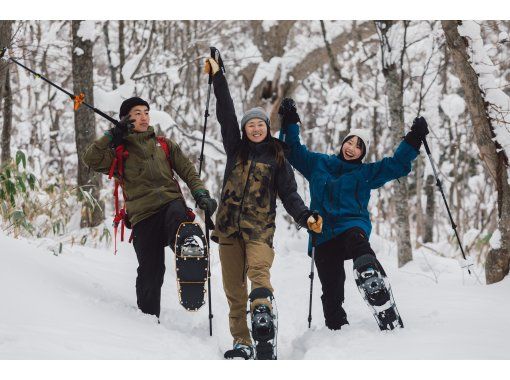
[307,213,319,328]
[198,46,224,231]
[422,136,472,274]
[1,47,119,126]
[198,47,225,336]
[205,209,213,337]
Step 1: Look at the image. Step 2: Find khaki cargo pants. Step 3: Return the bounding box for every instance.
[218,236,275,346]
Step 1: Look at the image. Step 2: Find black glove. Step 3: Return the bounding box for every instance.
[109,115,133,148]
[411,116,429,139]
[195,190,218,216]
[278,98,301,130]
[404,116,429,151]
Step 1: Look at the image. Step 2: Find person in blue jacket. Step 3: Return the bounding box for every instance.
[278,98,429,330]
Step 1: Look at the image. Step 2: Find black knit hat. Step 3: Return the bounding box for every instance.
[119,97,150,118]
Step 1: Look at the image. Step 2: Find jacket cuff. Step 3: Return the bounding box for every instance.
[212,70,225,85]
[192,189,209,200]
[403,131,422,151]
[296,209,311,228]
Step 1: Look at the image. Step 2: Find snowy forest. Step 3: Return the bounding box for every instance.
[1,20,510,360]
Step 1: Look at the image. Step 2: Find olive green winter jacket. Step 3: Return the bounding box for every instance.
[83,126,206,226]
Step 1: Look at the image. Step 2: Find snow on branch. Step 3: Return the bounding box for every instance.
[458,21,510,160]
[76,21,96,43]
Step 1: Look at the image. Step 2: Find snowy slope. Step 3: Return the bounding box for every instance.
[0,227,509,360]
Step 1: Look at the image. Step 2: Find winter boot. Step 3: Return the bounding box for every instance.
[224,343,254,360]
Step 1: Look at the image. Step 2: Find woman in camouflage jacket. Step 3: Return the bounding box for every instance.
[204,58,322,359]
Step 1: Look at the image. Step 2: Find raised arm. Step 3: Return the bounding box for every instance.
[83,116,133,175]
[83,134,115,175]
[363,140,419,189]
[205,58,241,158]
[363,117,429,189]
[279,122,327,181]
[277,98,325,180]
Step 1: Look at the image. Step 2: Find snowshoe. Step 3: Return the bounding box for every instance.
[224,343,254,360]
[174,222,209,311]
[249,288,278,360]
[353,254,403,331]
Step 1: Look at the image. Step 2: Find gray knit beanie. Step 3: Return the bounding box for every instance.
[240,107,270,130]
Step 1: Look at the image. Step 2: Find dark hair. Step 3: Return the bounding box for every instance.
[239,135,285,168]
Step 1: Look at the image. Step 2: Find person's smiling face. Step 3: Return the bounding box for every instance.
[244,118,268,143]
[342,136,363,161]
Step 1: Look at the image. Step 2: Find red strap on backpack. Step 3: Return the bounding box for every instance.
[108,145,130,254]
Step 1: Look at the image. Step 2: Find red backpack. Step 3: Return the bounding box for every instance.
[107,136,195,254]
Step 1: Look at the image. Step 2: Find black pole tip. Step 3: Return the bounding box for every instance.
[0,47,7,60]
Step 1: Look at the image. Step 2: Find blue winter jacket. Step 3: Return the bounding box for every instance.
[279,123,419,252]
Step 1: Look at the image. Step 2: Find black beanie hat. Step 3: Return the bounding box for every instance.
[119,97,150,118]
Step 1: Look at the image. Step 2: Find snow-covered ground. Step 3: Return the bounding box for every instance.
[1,227,509,360]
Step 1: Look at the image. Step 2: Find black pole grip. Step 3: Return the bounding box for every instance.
[207,47,214,85]
[210,46,225,74]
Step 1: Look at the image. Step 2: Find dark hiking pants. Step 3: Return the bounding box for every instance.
[314,227,377,327]
[132,199,190,317]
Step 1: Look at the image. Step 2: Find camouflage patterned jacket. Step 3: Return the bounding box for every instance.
[83,127,206,226]
[211,72,309,247]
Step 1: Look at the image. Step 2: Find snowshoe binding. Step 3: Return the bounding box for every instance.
[353,254,403,331]
[174,222,209,311]
[249,288,277,360]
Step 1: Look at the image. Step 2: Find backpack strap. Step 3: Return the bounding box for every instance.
[108,144,130,254]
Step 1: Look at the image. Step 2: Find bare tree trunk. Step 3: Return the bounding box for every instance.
[1,69,12,166]
[442,20,510,284]
[376,20,413,267]
[119,20,125,85]
[102,21,118,90]
[415,155,425,242]
[424,174,436,242]
[319,20,352,86]
[0,20,13,166]
[72,21,104,228]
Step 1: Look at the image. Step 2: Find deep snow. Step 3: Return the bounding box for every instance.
[1,224,509,360]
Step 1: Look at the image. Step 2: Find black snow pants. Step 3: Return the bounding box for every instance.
[314,227,377,328]
[132,198,191,317]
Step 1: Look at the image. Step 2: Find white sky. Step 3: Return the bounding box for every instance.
[2,0,509,20]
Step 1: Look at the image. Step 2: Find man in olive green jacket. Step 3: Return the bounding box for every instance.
[83,97,217,318]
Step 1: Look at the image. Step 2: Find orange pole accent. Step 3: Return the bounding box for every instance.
[73,93,85,111]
